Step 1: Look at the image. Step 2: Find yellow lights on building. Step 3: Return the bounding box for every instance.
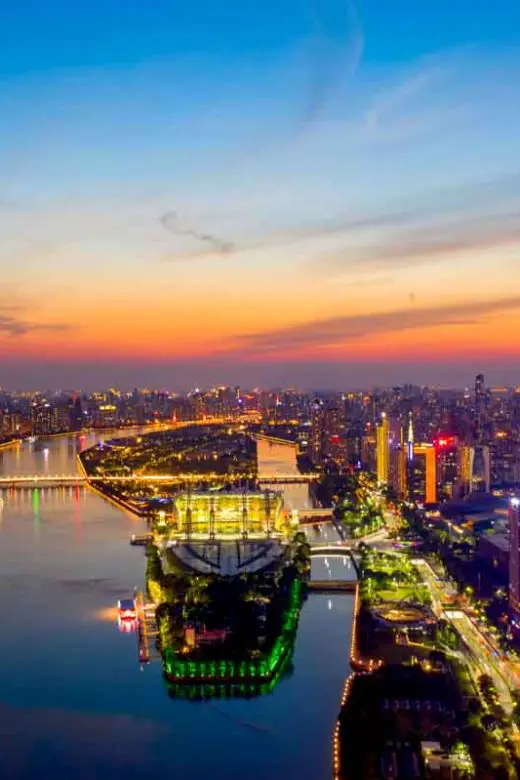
[376,413,389,484]
[390,446,407,498]
[169,490,284,537]
[414,444,437,504]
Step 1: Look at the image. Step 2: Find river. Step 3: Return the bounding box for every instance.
[0,433,354,780]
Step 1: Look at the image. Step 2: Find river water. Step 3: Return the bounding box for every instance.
[0,433,353,780]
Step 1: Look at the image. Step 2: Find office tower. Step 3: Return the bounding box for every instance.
[322,404,347,468]
[31,400,59,435]
[472,444,491,493]
[408,444,437,504]
[309,399,325,466]
[389,443,407,498]
[376,413,389,483]
[434,435,459,499]
[458,445,473,496]
[475,373,485,443]
[407,411,414,461]
[509,498,520,614]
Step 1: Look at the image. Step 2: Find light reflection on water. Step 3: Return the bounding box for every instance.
[0,430,354,780]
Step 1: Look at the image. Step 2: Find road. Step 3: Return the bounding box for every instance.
[412,557,515,715]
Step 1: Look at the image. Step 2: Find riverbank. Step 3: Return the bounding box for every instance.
[0,439,19,451]
[76,453,145,518]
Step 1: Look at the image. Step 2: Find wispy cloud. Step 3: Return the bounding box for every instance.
[299,0,364,127]
[364,67,446,132]
[0,315,72,337]
[0,296,72,337]
[160,172,520,263]
[232,296,520,355]
[159,211,235,255]
[316,209,520,274]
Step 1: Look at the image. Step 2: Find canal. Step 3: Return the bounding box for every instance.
[0,433,354,779]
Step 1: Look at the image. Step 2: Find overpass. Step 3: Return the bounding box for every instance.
[298,508,334,524]
[0,472,320,488]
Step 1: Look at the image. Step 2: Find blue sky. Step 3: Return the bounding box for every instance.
[1,0,520,389]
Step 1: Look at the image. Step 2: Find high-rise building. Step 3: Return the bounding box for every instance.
[389,443,407,498]
[407,411,414,461]
[472,444,491,493]
[322,404,347,468]
[475,373,485,443]
[376,413,390,483]
[409,444,437,504]
[31,400,59,435]
[508,497,520,614]
[309,399,325,466]
[458,445,473,496]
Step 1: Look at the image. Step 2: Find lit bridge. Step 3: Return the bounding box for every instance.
[309,544,353,556]
[0,472,320,488]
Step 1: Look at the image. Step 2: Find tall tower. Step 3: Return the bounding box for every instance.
[509,498,520,614]
[376,413,390,483]
[475,373,485,443]
[407,411,414,462]
[309,399,324,466]
[472,445,491,493]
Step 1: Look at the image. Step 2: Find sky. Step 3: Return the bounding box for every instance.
[1,0,520,390]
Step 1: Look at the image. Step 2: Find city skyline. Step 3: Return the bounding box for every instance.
[2,0,520,388]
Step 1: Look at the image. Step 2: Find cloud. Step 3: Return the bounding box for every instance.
[317,210,520,274]
[160,211,235,255]
[299,0,364,127]
[159,171,520,263]
[233,296,520,355]
[364,67,446,132]
[0,299,72,337]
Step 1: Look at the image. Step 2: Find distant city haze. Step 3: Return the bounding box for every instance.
[1,358,519,392]
[1,0,520,387]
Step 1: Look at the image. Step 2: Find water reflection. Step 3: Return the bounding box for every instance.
[0,430,355,780]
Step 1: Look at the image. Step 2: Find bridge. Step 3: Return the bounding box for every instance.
[308,580,357,592]
[298,508,334,524]
[0,472,320,488]
[309,544,353,556]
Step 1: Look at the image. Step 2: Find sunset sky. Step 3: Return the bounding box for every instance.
[1,0,520,389]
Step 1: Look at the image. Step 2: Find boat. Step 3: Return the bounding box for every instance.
[130,533,154,546]
[118,599,137,620]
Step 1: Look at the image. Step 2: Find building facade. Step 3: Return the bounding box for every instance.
[509,498,520,614]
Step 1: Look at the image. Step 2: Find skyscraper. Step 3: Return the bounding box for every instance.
[475,373,485,443]
[472,444,491,493]
[509,497,520,615]
[309,399,325,466]
[376,413,389,483]
[412,444,437,504]
[322,404,347,468]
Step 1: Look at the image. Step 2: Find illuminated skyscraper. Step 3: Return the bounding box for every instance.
[376,413,389,483]
[472,444,491,493]
[407,411,414,461]
[458,445,474,496]
[509,498,520,614]
[475,372,485,443]
[309,399,325,466]
[322,404,347,468]
[413,444,437,504]
[389,444,407,498]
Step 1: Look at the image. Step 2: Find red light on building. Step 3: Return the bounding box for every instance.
[434,435,457,450]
